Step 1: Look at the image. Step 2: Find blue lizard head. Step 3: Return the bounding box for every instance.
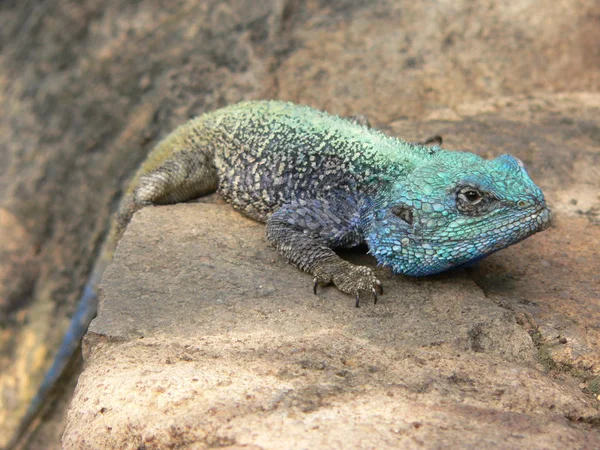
[364,152,551,276]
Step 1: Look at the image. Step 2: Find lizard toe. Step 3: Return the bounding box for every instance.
[312,260,383,306]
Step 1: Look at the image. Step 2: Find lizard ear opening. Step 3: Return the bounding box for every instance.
[390,204,413,225]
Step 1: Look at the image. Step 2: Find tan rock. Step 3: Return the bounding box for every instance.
[63,196,599,448]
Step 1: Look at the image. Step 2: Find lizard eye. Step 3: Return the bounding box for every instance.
[456,187,486,213]
[463,190,482,203]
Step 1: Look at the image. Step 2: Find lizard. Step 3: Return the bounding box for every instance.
[10,100,551,448]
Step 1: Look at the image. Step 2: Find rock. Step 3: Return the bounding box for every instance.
[63,199,599,448]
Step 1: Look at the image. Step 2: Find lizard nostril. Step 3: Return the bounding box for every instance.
[517,200,527,208]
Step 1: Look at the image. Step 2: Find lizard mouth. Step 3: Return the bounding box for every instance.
[485,204,552,237]
[425,205,552,244]
[497,205,552,238]
[437,205,552,274]
[478,205,552,253]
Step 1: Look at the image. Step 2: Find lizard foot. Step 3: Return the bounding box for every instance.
[313,259,383,307]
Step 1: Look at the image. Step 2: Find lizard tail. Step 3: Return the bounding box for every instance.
[9,116,219,449]
[8,180,131,449]
[7,254,109,449]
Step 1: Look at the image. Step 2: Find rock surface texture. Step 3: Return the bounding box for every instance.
[1,0,599,448]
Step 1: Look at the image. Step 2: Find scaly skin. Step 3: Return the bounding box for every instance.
[12,100,551,447]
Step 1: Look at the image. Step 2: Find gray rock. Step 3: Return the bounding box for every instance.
[63,199,598,449]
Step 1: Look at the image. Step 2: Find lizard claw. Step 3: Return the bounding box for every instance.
[417,134,443,146]
[313,261,383,307]
[375,279,383,295]
[371,287,378,305]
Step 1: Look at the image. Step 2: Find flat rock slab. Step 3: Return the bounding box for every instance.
[63,201,599,449]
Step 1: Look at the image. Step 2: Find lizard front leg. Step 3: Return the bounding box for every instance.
[266,197,382,307]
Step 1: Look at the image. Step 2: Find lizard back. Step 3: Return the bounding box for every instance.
[191,101,436,222]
